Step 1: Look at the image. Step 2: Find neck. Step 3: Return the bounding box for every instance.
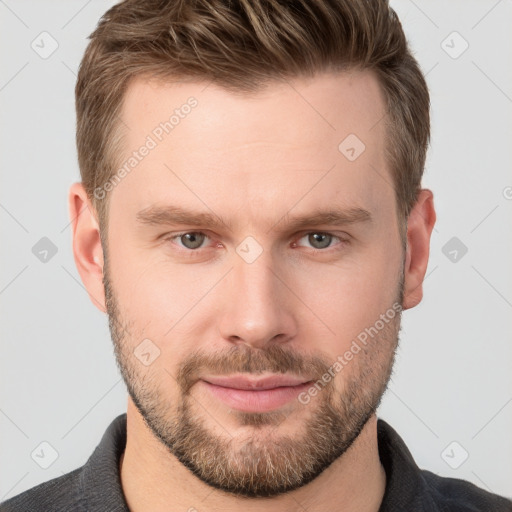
[119,399,386,512]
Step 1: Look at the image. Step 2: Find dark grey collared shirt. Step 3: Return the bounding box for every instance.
[1,413,511,511]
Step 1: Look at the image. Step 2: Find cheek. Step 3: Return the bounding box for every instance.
[295,243,401,352]
[106,244,218,363]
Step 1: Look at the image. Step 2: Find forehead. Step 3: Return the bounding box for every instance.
[109,70,394,231]
[120,70,386,151]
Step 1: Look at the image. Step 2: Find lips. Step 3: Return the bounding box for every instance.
[199,374,314,412]
[201,374,311,390]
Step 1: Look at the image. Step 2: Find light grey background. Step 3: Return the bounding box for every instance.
[1,0,511,501]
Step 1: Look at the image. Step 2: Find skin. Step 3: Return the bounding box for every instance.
[68,70,436,511]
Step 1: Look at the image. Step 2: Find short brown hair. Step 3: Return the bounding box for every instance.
[76,0,429,242]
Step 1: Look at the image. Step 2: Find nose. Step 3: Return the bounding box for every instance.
[217,246,298,350]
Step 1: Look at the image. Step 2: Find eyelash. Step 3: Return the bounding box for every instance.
[161,231,349,255]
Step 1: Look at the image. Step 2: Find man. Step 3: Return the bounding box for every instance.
[1,0,511,510]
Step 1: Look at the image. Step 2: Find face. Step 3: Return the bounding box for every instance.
[102,71,405,498]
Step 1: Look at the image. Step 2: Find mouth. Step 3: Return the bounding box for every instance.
[199,374,314,413]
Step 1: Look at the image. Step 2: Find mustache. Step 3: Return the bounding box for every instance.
[176,344,333,394]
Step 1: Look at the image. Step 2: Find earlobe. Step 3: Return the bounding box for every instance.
[402,189,436,311]
[68,182,107,313]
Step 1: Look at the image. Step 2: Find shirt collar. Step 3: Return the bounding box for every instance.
[77,413,438,511]
[79,413,130,511]
[376,418,439,511]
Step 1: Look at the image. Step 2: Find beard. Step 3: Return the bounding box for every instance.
[103,251,404,498]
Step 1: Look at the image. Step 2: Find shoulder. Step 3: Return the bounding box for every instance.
[0,468,84,512]
[376,418,512,511]
[421,469,512,511]
[0,413,128,512]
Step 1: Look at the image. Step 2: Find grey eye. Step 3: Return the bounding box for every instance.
[306,233,333,249]
[178,232,207,249]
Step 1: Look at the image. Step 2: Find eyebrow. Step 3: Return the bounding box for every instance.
[135,204,372,233]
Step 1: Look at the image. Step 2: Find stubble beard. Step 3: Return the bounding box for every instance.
[103,252,404,498]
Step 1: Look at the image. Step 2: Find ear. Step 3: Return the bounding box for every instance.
[402,189,436,310]
[68,182,106,313]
